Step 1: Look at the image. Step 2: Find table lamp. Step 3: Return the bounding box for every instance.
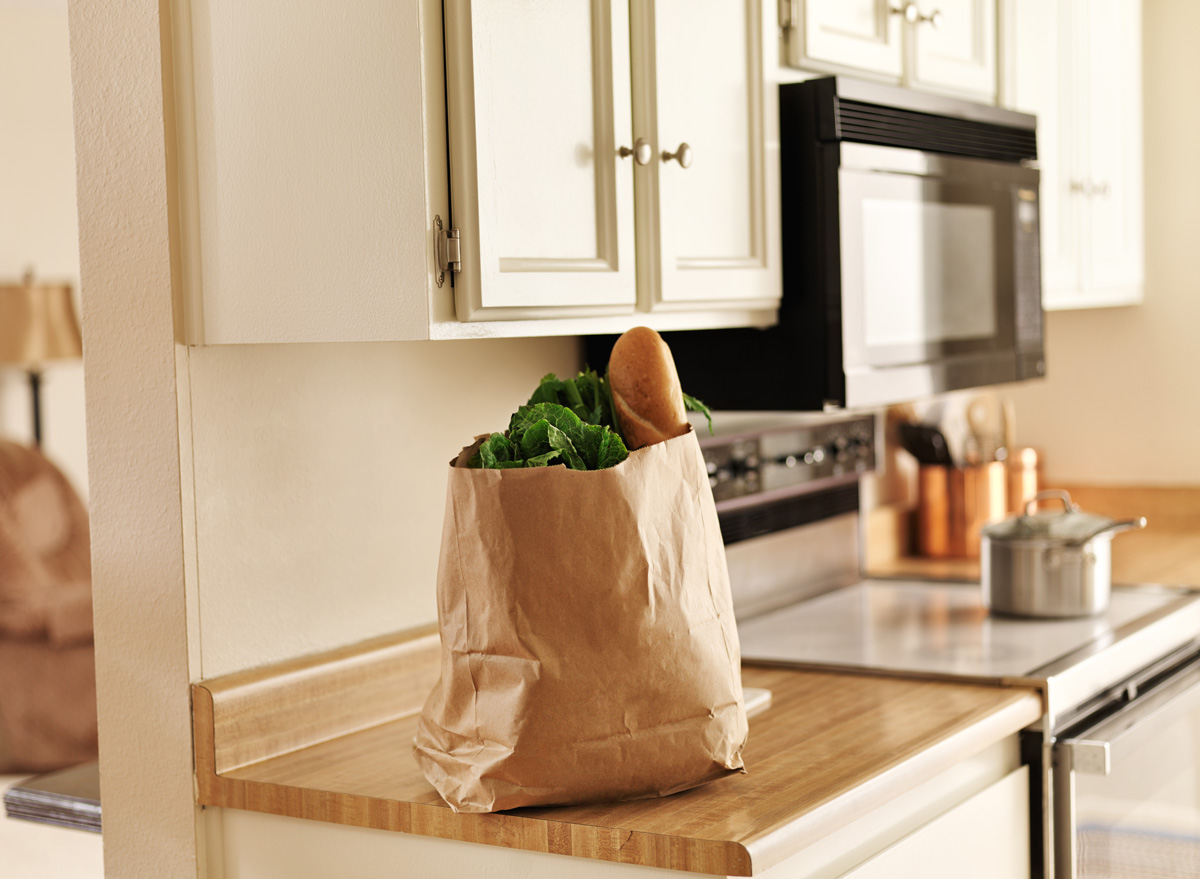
[0,271,83,447]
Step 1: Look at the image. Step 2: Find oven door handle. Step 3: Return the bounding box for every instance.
[1058,657,1200,775]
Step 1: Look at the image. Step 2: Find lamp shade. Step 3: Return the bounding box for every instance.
[0,279,83,367]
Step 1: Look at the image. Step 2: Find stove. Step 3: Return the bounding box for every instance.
[737,579,1200,730]
[701,413,1200,879]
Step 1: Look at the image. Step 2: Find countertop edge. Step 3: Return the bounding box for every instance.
[742,689,1042,874]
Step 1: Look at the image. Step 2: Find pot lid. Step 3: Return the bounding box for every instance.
[983,490,1117,542]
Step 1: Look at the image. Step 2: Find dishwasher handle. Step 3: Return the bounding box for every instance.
[1059,656,1200,775]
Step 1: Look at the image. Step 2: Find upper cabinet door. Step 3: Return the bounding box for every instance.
[634,0,776,307]
[1011,0,1080,298]
[1077,0,1143,304]
[908,0,997,100]
[444,0,637,321]
[1010,0,1143,311]
[797,0,904,78]
[178,0,442,344]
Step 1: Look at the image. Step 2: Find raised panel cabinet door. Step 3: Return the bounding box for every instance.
[796,0,904,79]
[1077,0,1143,306]
[1011,0,1081,304]
[444,0,637,320]
[633,0,778,307]
[909,0,997,99]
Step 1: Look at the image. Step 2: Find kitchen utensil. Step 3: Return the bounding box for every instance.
[897,422,954,466]
[965,394,1006,464]
[1007,446,1041,513]
[981,490,1147,617]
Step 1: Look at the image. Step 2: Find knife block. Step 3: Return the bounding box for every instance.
[917,463,1008,558]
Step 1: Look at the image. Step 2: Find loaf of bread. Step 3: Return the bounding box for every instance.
[608,327,691,450]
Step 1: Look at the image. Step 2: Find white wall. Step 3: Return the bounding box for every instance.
[0,0,89,499]
[187,337,578,679]
[1005,0,1200,486]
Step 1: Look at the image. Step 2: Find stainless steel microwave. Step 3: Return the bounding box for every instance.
[646,77,1045,411]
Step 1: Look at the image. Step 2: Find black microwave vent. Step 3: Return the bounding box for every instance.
[832,98,1038,163]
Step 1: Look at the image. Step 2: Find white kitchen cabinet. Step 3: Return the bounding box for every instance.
[840,767,1029,879]
[631,0,779,309]
[445,0,780,324]
[1010,0,1143,310]
[908,0,997,100]
[173,0,779,345]
[794,0,905,80]
[443,0,637,321]
[785,0,997,102]
[173,0,449,345]
[754,736,1027,879]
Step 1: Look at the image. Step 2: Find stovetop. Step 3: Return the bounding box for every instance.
[738,579,1200,729]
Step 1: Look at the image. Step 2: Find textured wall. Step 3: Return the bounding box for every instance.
[69,0,198,876]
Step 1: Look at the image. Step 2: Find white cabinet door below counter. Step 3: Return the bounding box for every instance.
[842,766,1030,879]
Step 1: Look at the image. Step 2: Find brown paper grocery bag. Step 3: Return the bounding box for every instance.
[413,428,748,813]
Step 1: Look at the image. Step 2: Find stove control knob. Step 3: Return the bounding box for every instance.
[830,435,851,464]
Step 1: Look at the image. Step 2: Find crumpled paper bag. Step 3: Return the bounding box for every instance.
[413,428,747,813]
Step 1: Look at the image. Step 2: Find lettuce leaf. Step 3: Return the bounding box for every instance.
[470,366,705,471]
[682,392,714,435]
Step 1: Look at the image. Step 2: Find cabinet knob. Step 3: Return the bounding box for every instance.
[661,142,693,169]
[618,138,653,166]
[892,3,941,27]
[1070,178,1110,197]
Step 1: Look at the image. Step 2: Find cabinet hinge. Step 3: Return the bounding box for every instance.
[778,0,798,30]
[434,215,461,288]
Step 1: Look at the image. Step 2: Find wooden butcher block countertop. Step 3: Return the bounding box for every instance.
[192,627,1041,876]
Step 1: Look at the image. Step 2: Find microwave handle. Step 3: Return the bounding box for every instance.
[1058,656,1200,775]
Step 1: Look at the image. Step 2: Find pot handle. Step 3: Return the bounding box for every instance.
[1066,517,1148,547]
[1025,489,1078,516]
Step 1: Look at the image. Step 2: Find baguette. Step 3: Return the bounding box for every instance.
[608,327,691,450]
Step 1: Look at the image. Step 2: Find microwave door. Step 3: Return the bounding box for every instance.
[836,145,1036,407]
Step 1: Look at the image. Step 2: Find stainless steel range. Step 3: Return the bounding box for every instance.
[700,414,1200,879]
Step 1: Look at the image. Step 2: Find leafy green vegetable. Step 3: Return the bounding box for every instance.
[470,375,630,471]
[682,392,714,435]
[474,433,518,469]
[468,367,710,470]
[519,417,586,471]
[522,371,616,429]
[510,401,585,442]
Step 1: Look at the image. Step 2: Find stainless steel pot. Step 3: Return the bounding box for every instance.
[981,490,1146,618]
